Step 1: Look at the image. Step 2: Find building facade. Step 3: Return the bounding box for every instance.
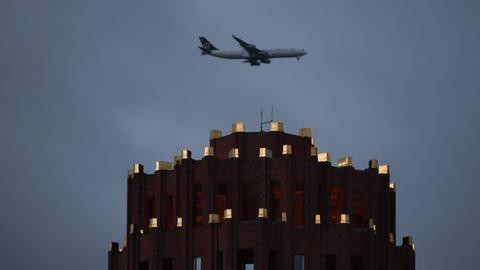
[108,122,415,270]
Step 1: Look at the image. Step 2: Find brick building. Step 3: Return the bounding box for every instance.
[108,122,415,270]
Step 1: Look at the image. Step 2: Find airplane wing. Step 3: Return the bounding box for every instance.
[232,35,261,55]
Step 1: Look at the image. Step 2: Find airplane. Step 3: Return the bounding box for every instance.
[198,35,307,66]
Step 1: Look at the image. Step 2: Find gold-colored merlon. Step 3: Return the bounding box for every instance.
[389,232,395,243]
[340,214,350,224]
[372,224,376,233]
[228,148,239,159]
[310,146,318,156]
[133,163,143,174]
[210,129,222,139]
[403,236,413,246]
[208,213,220,224]
[318,152,331,162]
[315,214,322,224]
[181,149,191,160]
[369,159,379,169]
[389,181,396,191]
[338,157,353,167]
[231,122,245,133]
[224,209,232,220]
[369,218,374,229]
[139,229,144,234]
[149,218,158,228]
[281,211,287,222]
[129,224,135,234]
[379,164,390,174]
[258,208,268,218]
[311,137,315,145]
[174,156,182,165]
[108,241,115,252]
[412,243,416,251]
[128,169,134,178]
[270,121,284,132]
[282,145,292,155]
[176,217,183,228]
[204,146,214,157]
[156,161,173,171]
[259,147,272,158]
[123,239,127,248]
[298,128,312,137]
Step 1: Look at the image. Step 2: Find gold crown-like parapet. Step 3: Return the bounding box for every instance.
[281,211,287,222]
[133,163,143,174]
[149,218,158,228]
[338,157,353,167]
[174,156,182,165]
[231,122,245,133]
[129,224,135,234]
[204,146,214,157]
[258,208,268,218]
[108,241,119,252]
[210,129,222,139]
[270,121,284,132]
[176,217,183,228]
[315,214,322,224]
[379,164,390,174]
[389,232,395,243]
[259,147,272,158]
[310,146,318,156]
[403,236,413,246]
[318,152,331,162]
[224,209,233,220]
[389,181,396,191]
[228,148,239,159]
[340,214,350,224]
[298,127,312,137]
[208,213,220,224]
[156,161,173,171]
[369,159,379,169]
[282,145,292,155]
[181,149,191,160]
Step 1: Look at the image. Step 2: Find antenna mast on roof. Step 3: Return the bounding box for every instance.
[260,106,274,132]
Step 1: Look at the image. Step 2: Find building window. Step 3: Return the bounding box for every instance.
[329,189,341,224]
[194,256,202,270]
[194,185,202,228]
[139,261,149,270]
[217,252,223,270]
[238,249,254,270]
[268,250,277,270]
[352,256,364,270]
[353,191,367,228]
[216,183,228,222]
[242,183,257,220]
[294,255,304,270]
[270,182,281,221]
[165,194,174,230]
[294,183,304,226]
[326,254,336,270]
[162,258,172,270]
[144,197,154,228]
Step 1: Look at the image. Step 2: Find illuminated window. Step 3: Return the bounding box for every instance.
[329,189,341,224]
[194,184,202,228]
[270,182,281,221]
[294,182,304,226]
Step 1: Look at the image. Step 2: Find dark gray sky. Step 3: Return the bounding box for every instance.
[1,0,479,269]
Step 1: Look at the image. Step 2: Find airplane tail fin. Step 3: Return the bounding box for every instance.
[198,37,218,55]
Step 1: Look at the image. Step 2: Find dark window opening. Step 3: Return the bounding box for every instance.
[294,183,304,226]
[242,184,257,220]
[216,183,228,222]
[165,194,174,230]
[238,249,254,270]
[162,258,172,270]
[329,189,341,224]
[326,254,336,270]
[139,260,149,270]
[268,250,277,270]
[194,184,202,228]
[353,191,367,228]
[217,252,223,270]
[317,185,322,212]
[270,182,281,221]
[352,256,364,270]
[144,197,154,227]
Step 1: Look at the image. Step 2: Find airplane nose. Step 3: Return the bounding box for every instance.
[302,50,307,56]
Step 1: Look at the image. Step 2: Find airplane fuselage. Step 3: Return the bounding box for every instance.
[210,48,306,60]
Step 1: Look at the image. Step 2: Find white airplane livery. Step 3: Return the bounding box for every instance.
[199,35,307,66]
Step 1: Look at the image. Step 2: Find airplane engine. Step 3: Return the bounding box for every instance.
[260,59,271,64]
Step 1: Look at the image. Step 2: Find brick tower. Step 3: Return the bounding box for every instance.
[108,122,415,270]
